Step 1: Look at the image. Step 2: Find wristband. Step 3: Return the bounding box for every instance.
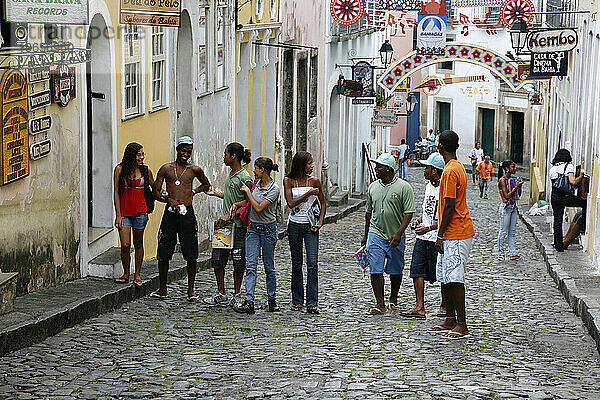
[437,236,444,240]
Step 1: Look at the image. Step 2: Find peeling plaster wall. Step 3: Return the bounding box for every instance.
[0,90,82,295]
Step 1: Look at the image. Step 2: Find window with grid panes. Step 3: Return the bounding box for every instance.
[151,26,166,110]
[124,25,142,117]
[216,4,227,88]
[198,7,209,93]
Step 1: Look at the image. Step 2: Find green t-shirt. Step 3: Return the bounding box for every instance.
[223,168,253,227]
[366,177,416,240]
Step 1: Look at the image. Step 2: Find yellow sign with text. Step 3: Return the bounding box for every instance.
[120,0,181,27]
[1,70,29,185]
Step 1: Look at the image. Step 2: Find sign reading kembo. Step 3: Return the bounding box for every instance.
[5,0,89,25]
[120,0,181,27]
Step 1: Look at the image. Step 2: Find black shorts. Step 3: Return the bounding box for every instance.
[157,206,198,262]
[211,225,247,271]
[410,238,437,283]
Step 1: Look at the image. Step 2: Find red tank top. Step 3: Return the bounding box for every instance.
[120,177,147,216]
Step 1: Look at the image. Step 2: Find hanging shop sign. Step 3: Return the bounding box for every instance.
[527,29,578,54]
[530,52,568,77]
[13,47,90,69]
[352,62,375,97]
[51,64,76,107]
[330,0,365,25]
[30,139,52,161]
[372,108,398,126]
[4,0,89,24]
[517,64,551,80]
[337,76,364,97]
[120,0,182,27]
[0,70,29,185]
[27,68,51,84]
[29,90,52,110]
[29,116,52,135]
[417,2,447,56]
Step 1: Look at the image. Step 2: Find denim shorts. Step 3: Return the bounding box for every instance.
[122,214,149,230]
[366,232,405,275]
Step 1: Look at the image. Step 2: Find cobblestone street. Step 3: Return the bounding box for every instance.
[2,168,600,400]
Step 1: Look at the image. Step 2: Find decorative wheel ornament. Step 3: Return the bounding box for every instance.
[330,0,365,26]
[499,0,535,28]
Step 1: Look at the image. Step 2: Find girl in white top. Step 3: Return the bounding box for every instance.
[283,152,327,314]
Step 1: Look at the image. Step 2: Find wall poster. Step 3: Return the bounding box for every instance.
[0,70,29,185]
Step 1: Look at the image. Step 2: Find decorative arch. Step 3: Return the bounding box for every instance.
[378,43,526,93]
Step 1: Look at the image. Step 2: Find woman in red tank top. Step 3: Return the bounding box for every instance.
[113,143,156,287]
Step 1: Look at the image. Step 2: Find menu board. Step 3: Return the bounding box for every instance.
[1,70,29,185]
[120,0,181,27]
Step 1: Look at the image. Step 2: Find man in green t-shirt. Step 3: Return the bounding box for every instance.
[361,153,415,315]
[204,143,253,307]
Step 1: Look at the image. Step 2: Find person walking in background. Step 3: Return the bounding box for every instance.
[361,154,415,315]
[150,136,211,301]
[431,130,475,339]
[476,156,494,199]
[427,129,436,154]
[234,157,281,315]
[398,139,410,180]
[113,143,156,287]
[498,160,523,261]
[403,153,445,319]
[204,143,253,307]
[283,152,327,314]
[549,149,586,252]
[468,142,484,185]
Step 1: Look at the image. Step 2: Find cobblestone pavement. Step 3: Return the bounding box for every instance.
[2,168,600,400]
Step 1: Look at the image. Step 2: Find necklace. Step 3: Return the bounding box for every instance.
[173,162,189,186]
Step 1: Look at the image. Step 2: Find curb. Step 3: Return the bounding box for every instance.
[0,200,365,356]
[517,205,600,354]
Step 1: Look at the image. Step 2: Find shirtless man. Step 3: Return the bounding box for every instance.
[150,136,210,301]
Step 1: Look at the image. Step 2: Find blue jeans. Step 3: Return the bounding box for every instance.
[398,160,408,179]
[287,221,319,307]
[245,222,278,304]
[479,178,489,197]
[498,203,517,257]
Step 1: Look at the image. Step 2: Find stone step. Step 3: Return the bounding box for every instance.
[0,272,18,316]
[329,190,349,207]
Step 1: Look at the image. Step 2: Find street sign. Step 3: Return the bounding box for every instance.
[353,97,376,105]
[29,90,52,110]
[28,68,50,84]
[29,116,52,135]
[30,140,52,161]
[530,52,568,77]
[372,109,398,126]
[527,29,578,53]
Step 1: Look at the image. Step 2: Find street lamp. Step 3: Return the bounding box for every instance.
[395,92,419,116]
[379,40,394,68]
[509,16,529,55]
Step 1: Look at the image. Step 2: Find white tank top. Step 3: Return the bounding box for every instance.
[288,179,316,224]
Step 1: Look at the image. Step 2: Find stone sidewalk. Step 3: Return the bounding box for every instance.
[518,204,600,353]
[0,198,365,356]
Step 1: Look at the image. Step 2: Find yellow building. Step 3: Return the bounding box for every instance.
[235,0,281,161]
[83,2,172,277]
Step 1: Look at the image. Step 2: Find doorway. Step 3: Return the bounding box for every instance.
[480,108,495,159]
[406,92,420,149]
[86,14,113,233]
[328,87,340,186]
[437,101,451,131]
[510,111,524,164]
[176,10,193,139]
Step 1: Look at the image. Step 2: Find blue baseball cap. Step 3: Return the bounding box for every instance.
[177,136,193,146]
[372,153,396,169]
[422,152,446,171]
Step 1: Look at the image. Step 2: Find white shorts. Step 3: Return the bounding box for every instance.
[436,237,473,284]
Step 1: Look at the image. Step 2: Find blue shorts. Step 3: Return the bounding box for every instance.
[122,214,149,230]
[366,232,405,275]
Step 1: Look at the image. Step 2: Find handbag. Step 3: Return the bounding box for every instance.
[239,179,259,227]
[552,164,575,196]
[143,166,155,214]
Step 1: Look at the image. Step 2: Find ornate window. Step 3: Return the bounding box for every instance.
[256,0,265,20]
[151,26,166,110]
[123,24,143,117]
[216,4,227,88]
[198,7,209,93]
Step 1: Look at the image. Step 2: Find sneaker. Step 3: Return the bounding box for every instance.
[267,298,280,312]
[202,292,228,306]
[234,300,255,314]
[230,293,244,308]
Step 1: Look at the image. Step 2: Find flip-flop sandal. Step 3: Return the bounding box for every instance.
[290,304,304,311]
[401,310,426,319]
[188,295,202,302]
[436,310,447,318]
[389,303,402,310]
[148,291,167,300]
[114,276,129,284]
[443,331,471,340]
[427,325,450,334]
[133,279,142,288]
[366,307,386,315]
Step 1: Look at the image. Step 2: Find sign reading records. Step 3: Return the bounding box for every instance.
[5,0,89,24]
[527,29,578,53]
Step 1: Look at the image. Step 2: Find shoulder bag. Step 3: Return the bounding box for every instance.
[552,164,575,196]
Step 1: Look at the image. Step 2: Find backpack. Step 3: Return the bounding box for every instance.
[403,146,412,161]
[552,164,574,196]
